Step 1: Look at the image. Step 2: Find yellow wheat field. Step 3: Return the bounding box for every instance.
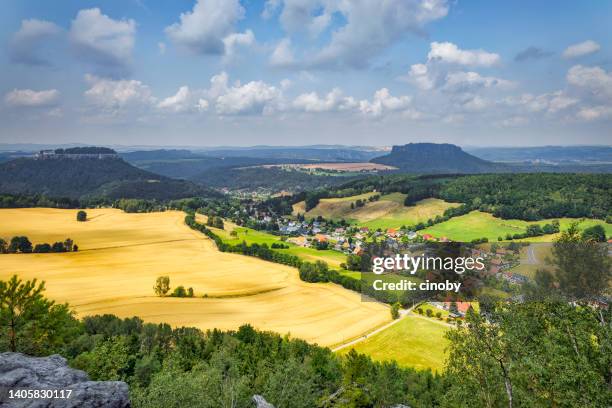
[0,208,389,346]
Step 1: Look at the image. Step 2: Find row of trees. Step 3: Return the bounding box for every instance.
[0,236,78,254]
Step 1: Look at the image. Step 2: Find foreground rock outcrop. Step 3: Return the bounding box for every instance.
[0,352,130,407]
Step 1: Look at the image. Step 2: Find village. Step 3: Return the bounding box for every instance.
[254,213,531,288]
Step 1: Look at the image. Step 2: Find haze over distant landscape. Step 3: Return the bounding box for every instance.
[1,0,611,146]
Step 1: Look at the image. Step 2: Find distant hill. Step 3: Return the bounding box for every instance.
[371,143,503,173]
[0,155,215,200]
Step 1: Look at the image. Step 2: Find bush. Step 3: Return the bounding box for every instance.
[77,210,87,222]
[171,286,187,297]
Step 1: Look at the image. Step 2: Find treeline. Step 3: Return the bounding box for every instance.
[0,193,82,209]
[54,147,116,154]
[0,194,218,214]
[0,236,78,254]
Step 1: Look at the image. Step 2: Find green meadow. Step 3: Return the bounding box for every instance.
[208,223,346,268]
[338,315,450,372]
[421,211,611,242]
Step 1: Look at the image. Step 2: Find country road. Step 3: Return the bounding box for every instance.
[332,307,413,352]
[332,306,455,352]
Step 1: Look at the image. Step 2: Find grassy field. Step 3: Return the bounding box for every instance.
[0,208,390,346]
[293,192,459,229]
[421,211,611,242]
[199,215,347,268]
[338,316,450,372]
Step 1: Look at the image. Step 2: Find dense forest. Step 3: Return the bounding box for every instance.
[437,173,612,220]
[0,157,217,201]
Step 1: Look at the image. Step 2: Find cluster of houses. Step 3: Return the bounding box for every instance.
[278,219,435,256]
[470,247,528,284]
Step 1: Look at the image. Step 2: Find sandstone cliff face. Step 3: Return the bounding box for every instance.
[0,352,130,408]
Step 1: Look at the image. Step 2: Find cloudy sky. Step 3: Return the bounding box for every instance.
[1,0,611,147]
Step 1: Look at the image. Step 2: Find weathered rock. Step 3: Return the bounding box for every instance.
[252,394,275,408]
[0,352,130,407]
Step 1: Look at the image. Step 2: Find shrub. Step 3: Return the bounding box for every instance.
[76,210,87,222]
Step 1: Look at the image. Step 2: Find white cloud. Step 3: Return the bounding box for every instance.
[306,0,449,68]
[562,40,600,59]
[504,91,577,115]
[4,89,60,108]
[547,92,578,113]
[359,88,412,117]
[273,0,333,36]
[83,74,154,114]
[222,30,255,60]
[208,72,282,115]
[270,38,296,67]
[165,0,244,55]
[566,65,612,101]
[576,105,612,121]
[9,19,62,66]
[402,63,435,90]
[442,71,514,92]
[427,41,500,67]
[157,86,206,113]
[292,88,357,112]
[69,8,136,75]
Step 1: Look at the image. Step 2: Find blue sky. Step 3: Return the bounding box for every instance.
[1,0,611,147]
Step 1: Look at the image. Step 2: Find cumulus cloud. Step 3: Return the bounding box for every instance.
[271,0,333,36]
[562,40,600,59]
[427,41,500,67]
[223,30,255,60]
[504,91,578,115]
[165,0,244,55]
[157,86,207,113]
[4,89,60,108]
[270,38,296,67]
[272,0,450,69]
[292,88,357,112]
[69,8,136,75]
[564,65,612,121]
[402,63,436,90]
[359,88,412,117]
[514,46,553,62]
[566,65,612,101]
[207,72,282,115]
[83,74,154,114]
[9,19,62,66]
[401,60,512,94]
